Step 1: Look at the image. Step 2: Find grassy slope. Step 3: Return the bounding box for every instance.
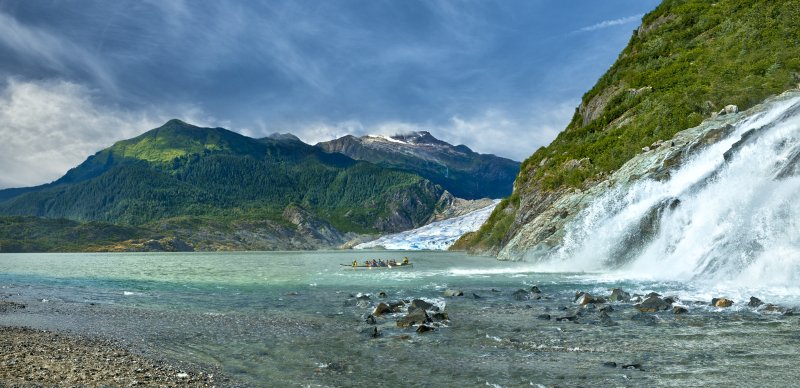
[0,216,157,252]
[456,0,800,252]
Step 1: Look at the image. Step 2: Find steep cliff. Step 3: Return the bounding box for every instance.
[455,0,800,257]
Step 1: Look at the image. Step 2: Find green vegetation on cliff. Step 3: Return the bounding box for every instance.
[456,0,800,252]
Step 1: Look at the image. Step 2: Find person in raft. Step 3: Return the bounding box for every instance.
[352,260,358,267]
[372,259,378,267]
[402,257,409,265]
[364,260,371,267]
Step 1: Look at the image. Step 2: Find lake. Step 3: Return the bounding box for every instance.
[1,250,799,386]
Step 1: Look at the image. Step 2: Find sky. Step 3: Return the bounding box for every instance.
[0,0,661,189]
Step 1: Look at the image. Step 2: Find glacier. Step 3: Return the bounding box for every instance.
[355,200,500,250]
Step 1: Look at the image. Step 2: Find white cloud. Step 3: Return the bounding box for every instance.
[291,101,577,162]
[576,14,643,33]
[0,79,214,189]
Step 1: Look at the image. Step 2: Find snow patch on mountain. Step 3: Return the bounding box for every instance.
[355,200,500,250]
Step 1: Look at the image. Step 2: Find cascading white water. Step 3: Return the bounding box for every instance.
[539,94,800,287]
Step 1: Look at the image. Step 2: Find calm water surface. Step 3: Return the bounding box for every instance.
[1,251,799,387]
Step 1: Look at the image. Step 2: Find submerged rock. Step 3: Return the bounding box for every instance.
[631,313,657,326]
[416,324,435,333]
[443,289,464,297]
[530,286,542,294]
[635,296,672,312]
[537,314,551,321]
[365,315,377,325]
[0,300,25,312]
[672,306,688,315]
[513,289,533,301]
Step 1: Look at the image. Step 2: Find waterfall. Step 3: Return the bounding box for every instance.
[538,94,800,286]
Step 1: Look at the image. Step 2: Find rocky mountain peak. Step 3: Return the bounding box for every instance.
[390,131,448,146]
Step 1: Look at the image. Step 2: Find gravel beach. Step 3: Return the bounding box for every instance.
[0,326,221,387]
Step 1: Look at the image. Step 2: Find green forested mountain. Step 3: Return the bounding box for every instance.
[0,120,451,251]
[456,0,800,253]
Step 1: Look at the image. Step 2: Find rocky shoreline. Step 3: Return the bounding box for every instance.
[0,325,223,387]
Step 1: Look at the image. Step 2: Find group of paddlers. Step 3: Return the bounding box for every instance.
[352,257,409,267]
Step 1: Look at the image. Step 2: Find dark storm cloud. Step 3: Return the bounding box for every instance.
[0,0,660,188]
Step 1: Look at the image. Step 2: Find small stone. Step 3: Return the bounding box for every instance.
[365,315,377,325]
[748,296,763,308]
[377,291,387,298]
[176,372,189,379]
[602,361,618,368]
[537,314,551,321]
[622,363,644,371]
[530,286,542,294]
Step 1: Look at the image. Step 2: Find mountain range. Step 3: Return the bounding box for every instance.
[0,120,518,252]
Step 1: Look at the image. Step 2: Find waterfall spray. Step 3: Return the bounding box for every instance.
[539,92,800,286]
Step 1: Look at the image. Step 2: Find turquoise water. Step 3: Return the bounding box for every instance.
[1,251,799,386]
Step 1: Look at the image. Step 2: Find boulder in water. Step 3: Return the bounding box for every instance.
[530,286,542,294]
[409,299,434,313]
[608,288,631,302]
[397,310,431,328]
[537,314,551,321]
[635,296,672,312]
[443,289,464,297]
[372,303,393,316]
[365,315,377,324]
[748,296,764,308]
[377,291,388,298]
[574,292,600,305]
[712,298,734,308]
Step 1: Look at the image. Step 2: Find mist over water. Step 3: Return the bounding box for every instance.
[540,95,800,291]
